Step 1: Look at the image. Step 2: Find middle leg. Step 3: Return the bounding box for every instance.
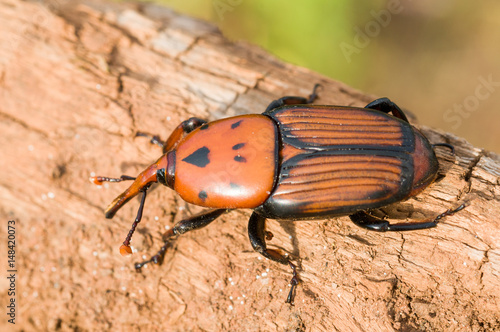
[248,212,299,304]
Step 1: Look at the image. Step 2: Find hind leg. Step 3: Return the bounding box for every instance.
[365,98,409,123]
[265,84,321,112]
[349,204,466,231]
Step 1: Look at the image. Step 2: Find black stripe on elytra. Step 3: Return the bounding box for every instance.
[182,147,210,168]
[198,190,208,201]
[231,120,243,129]
[232,143,245,150]
[199,123,209,130]
[234,155,247,163]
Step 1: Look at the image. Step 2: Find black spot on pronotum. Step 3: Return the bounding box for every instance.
[234,155,247,163]
[200,123,209,130]
[182,147,210,168]
[231,120,243,129]
[198,190,208,201]
[230,182,240,189]
[232,143,245,150]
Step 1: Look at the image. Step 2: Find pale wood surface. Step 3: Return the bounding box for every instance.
[0,0,499,331]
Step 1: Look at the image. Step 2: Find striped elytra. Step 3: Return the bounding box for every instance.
[257,105,435,219]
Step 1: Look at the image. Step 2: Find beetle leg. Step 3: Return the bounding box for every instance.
[247,212,299,304]
[265,84,321,112]
[136,117,207,154]
[135,132,164,149]
[162,117,207,153]
[134,208,227,270]
[350,203,466,231]
[365,98,410,124]
[432,143,455,154]
[349,211,392,231]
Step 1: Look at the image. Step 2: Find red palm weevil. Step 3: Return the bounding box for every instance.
[91,85,465,304]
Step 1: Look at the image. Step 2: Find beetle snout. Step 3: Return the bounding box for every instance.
[104,155,170,218]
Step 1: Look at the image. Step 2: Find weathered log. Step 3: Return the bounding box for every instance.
[0,0,498,331]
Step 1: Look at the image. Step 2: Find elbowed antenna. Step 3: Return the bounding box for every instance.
[90,155,170,255]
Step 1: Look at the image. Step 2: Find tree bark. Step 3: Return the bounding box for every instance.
[0,0,499,331]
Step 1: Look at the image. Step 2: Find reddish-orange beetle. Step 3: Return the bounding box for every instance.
[92,85,464,303]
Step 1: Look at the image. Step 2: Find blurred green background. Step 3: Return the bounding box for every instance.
[144,0,500,153]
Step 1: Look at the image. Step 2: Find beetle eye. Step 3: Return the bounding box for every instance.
[156,168,168,186]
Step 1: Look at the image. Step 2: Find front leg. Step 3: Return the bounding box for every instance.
[163,117,207,153]
[136,117,207,153]
[247,212,299,304]
[135,208,227,269]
